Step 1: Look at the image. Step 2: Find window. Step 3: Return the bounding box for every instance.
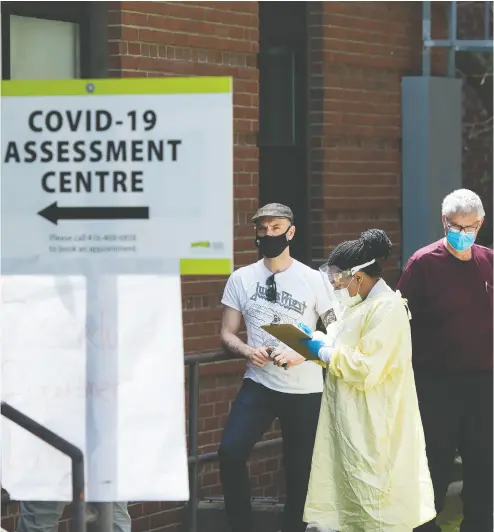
[9,15,80,80]
[258,45,296,147]
[1,1,107,81]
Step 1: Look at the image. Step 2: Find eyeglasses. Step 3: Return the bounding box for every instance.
[446,221,480,235]
[266,274,277,302]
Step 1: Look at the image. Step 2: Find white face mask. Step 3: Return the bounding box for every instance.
[334,277,363,308]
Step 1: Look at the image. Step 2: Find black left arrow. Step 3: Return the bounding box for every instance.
[37,202,150,225]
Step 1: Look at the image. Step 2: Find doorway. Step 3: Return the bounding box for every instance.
[258,1,309,264]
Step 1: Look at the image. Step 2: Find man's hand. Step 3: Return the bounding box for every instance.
[271,346,306,369]
[248,347,271,367]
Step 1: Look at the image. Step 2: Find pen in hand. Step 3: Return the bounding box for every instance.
[266,347,288,370]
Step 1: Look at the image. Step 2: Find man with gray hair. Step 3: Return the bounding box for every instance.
[397,189,493,532]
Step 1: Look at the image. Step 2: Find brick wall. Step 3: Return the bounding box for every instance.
[107,0,260,347]
[308,1,447,287]
[107,2,284,531]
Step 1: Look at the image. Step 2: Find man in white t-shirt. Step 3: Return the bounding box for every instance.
[218,203,339,532]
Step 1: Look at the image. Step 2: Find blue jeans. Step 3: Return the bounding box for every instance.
[16,501,131,532]
[218,378,322,532]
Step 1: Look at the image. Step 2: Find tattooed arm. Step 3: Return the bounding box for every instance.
[220,306,271,366]
[321,308,338,329]
[220,306,252,359]
[315,308,338,334]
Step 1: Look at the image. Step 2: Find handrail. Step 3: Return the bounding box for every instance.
[1,353,280,532]
[183,351,283,532]
[1,402,86,532]
[1,353,279,532]
[187,436,282,466]
[184,350,232,365]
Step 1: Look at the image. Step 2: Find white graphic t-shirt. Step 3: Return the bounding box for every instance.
[221,259,337,394]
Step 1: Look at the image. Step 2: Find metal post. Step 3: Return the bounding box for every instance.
[483,1,491,41]
[85,272,117,532]
[447,1,457,77]
[423,39,493,52]
[0,402,86,532]
[422,1,432,76]
[186,362,200,532]
[92,504,114,532]
[72,456,87,532]
[83,5,114,532]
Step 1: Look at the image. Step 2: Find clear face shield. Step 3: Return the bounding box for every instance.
[319,258,376,298]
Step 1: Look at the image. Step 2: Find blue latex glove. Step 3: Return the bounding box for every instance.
[297,322,313,337]
[300,338,325,358]
[297,322,322,358]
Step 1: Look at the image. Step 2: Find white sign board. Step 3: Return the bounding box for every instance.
[1,270,190,502]
[1,77,233,276]
[1,77,234,502]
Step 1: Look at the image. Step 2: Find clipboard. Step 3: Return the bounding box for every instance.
[261,323,320,361]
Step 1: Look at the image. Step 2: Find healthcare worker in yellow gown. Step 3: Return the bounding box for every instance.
[273,229,436,532]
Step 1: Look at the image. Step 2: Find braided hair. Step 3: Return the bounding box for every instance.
[326,229,392,277]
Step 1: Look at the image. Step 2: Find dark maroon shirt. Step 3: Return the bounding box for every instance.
[397,239,493,371]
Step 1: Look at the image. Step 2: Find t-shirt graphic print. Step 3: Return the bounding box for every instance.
[246,281,307,348]
[222,259,335,394]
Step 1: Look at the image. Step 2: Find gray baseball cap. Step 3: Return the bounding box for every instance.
[251,203,294,223]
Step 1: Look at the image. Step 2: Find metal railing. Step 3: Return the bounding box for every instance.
[184,351,283,532]
[422,0,493,76]
[0,401,86,532]
[1,353,281,532]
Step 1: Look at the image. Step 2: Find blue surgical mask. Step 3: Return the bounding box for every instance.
[447,230,475,252]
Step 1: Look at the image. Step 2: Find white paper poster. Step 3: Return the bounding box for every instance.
[1,271,189,502]
[1,275,87,500]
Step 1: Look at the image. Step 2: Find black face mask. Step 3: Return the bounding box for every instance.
[255,226,291,259]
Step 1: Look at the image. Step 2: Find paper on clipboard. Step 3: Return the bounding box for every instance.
[261,324,320,361]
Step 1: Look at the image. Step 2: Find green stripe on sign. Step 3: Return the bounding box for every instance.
[1,77,232,97]
[180,259,232,275]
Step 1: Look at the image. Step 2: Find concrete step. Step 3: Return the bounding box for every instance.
[198,480,463,532]
[198,498,282,532]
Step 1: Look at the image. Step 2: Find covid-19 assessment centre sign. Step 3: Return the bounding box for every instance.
[1,77,233,276]
[1,77,233,502]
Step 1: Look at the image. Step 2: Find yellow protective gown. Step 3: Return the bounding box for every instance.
[303,280,435,532]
